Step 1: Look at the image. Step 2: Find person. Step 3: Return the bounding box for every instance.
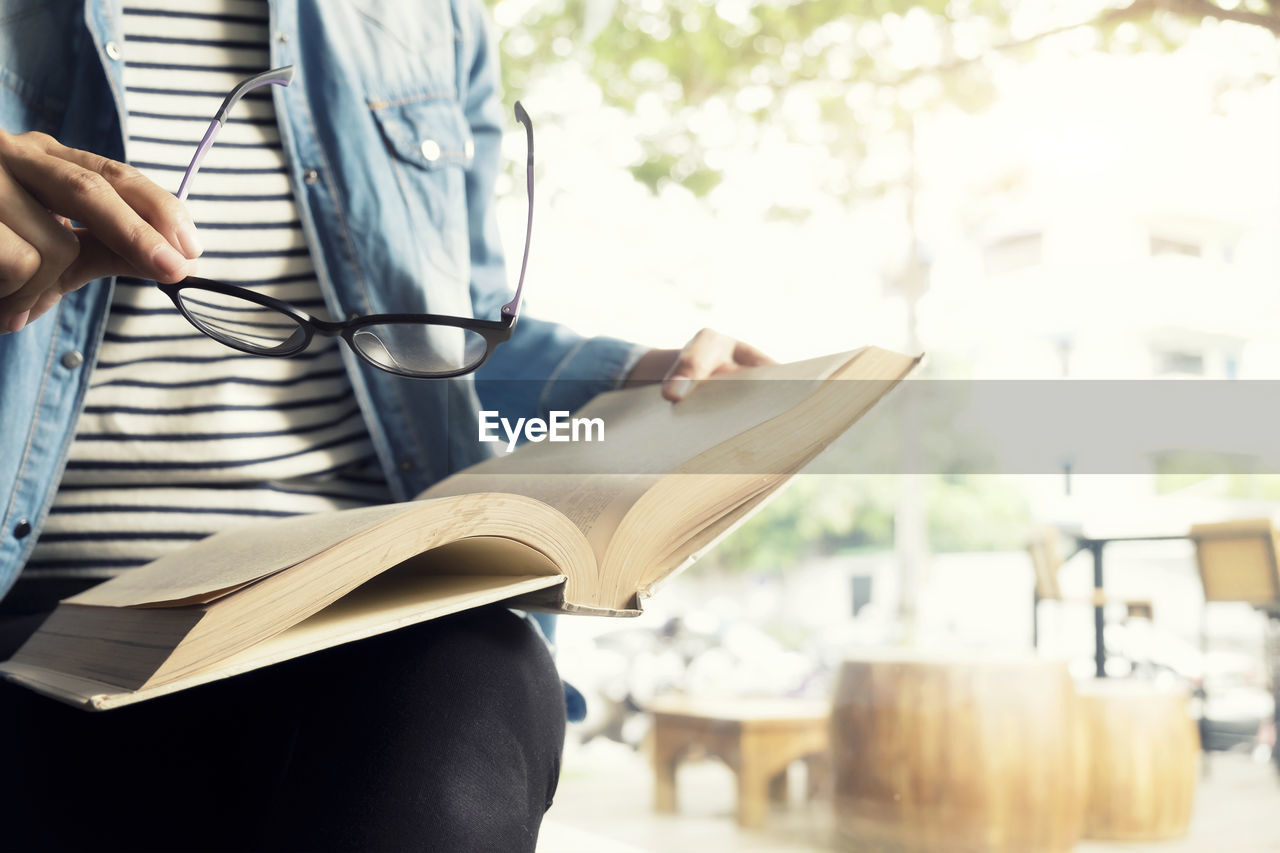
[0,1,769,850]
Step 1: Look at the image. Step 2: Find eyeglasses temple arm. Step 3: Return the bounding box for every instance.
[177,121,220,201]
[501,101,533,321]
[177,66,296,201]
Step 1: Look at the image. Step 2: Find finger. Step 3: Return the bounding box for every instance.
[661,377,693,402]
[4,230,171,333]
[58,228,152,287]
[42,140,202,259]
[662,329,732,401]
[0,166,80,300]
[667,328,730,377]
[4,310,30,333]
[0,223,80,321]
[2,146,193,283]
[732,340,773,368]
[0,219,41,304]
[23,289,61,326]
[0,178,82,329]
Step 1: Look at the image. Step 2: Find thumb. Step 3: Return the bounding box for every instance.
[22,230,196,329]
[58,229,160,289]
[662,374,694,402]
[21,231,157,327]
[65,227,196,288]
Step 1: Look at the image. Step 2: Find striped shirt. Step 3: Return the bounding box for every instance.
[24,0,394,580]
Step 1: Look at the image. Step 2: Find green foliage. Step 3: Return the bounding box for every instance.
[493,0,1020,198]
[488,0,1262,199]
[926,474,1031,552]
[701,477,896,572]
[498,0,1280,201]
[1154,456,1280,500]
[700,474,1031,573]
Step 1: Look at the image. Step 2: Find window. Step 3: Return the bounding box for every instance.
[1154,349,1205,376]
[1150,235,1201,258]
[984,232,1043,274]
[851,575,873,617]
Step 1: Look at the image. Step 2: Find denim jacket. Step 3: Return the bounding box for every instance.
[0,0,644,598]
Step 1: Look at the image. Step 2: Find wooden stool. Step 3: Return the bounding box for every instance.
[649,696,830,828]
[1077,680,1198,840]
[831,653,1086,853]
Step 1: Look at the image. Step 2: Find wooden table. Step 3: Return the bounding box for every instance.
[1056,530,1188,678]
[649,696,830,828]
[831,654,1086,853]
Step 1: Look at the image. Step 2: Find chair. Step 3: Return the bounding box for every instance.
[1189,519,1280,778]
[1189,518,1280,609]
[1027,525,1154,650]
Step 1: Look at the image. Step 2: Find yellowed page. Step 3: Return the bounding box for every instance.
[1,572,565,711]
[424,474,650,560]
[421,350,859,561]
[65,501,424,609]
[608,346,923,592]
[67,349,891,611]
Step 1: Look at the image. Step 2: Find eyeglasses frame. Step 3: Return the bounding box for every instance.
[167,65,535,378]
[157,277,516,379]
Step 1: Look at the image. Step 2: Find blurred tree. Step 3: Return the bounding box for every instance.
[699,474,1030,573]
[493,0,1279,200]
[487,0,1275,600]
[701,477,896,572]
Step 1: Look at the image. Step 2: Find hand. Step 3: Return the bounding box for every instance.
[625,328,774,402]
[0,130,203,333]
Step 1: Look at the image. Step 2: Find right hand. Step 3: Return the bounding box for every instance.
[0,130,203,334]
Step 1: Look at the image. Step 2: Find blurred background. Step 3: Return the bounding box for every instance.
[480,1,1280,849]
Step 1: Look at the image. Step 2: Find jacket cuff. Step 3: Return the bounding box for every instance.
[539,336,648,417]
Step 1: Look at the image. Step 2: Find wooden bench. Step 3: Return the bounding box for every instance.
[649,696,830,828]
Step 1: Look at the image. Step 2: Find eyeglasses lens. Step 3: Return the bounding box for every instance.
[350,323,488,376]
[175,288,306,354]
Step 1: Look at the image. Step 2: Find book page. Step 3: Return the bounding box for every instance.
[426,474,655,560]
[606,346,923,592]
[421,350,859,560]
[66,502,420,609]
[443,351,853,477]
[0,572,568,711]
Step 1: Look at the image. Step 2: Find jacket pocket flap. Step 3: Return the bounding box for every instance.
[370,97,475,170]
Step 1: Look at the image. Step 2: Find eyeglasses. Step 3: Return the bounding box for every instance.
[162,67,534,379]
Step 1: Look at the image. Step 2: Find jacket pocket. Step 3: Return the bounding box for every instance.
[369,96,476,302]
[370,96,475,239]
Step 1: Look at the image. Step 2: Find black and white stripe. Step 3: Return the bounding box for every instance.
[26,0,392,580]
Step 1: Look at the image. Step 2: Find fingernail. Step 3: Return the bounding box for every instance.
[175,220,203,259]
[666,377,692,401]
[152,244,189,280]
[8,310,30,333]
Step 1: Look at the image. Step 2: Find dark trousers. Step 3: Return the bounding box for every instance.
[0,605,566,852]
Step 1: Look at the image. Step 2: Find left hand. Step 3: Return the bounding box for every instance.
[624,328,774,402]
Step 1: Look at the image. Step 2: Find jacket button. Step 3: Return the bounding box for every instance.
[303,169,320,185]
[105,41,122,61]
[419,139,441,162]
[398,458,414,472]
[13,520,31,539]
[61,351,84,369]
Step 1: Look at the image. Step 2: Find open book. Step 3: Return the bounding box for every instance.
[0,346,918,709]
